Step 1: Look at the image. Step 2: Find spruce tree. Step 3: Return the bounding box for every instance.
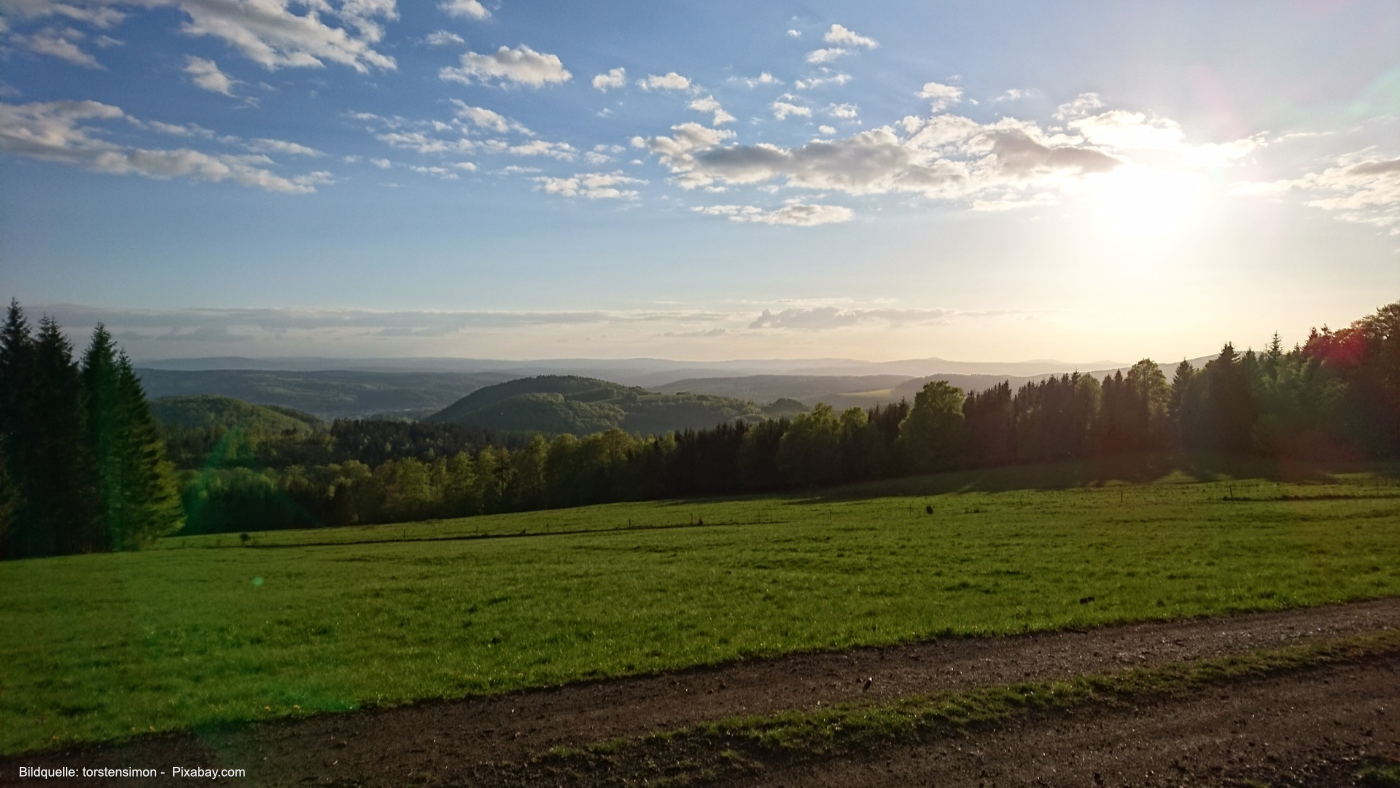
[0,301,34,557]
[32,315,100,554]
[82,326,184,549]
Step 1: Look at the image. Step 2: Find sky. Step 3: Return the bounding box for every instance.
[1,0,1398,365]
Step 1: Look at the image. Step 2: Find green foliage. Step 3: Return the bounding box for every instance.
[897,381,968,472]
[1,462,1397,753]
[777,404,841,487]
[0,307,181,557]
[149,395,322,434]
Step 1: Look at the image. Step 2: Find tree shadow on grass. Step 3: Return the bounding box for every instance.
[776,453,1399,505]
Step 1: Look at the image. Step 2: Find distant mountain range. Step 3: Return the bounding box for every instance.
[136,354,1132,388]
[136,355,1213,423]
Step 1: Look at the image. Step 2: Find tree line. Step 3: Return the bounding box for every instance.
[2,300,1395,548]
[0,302,183,558]
[176,301,1397,535]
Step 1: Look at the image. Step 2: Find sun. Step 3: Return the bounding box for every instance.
[1088,165,1205,240]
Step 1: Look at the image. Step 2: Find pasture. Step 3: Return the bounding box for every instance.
[2,459,1398,754]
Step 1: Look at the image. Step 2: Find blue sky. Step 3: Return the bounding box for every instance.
[1,0,1397,363]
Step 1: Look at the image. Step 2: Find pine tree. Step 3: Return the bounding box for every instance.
[82,328,184,549]
[32,316,100,554]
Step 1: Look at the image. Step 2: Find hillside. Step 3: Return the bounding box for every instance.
[135,369,515,419]
[148,395,324,434]
[649,374,913,406]
[426,375,767,435]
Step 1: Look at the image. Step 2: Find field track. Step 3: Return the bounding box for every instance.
[6,597,1399,786]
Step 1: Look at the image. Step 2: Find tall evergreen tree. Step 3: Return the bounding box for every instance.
[32,316,100,554]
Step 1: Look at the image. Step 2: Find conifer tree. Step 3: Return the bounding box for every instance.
[82,327,184,549]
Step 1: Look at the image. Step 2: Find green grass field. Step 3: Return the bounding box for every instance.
[2,458,1398,755]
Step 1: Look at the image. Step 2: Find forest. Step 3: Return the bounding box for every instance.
[1,300,1396,552]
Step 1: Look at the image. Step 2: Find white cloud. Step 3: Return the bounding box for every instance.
[0,99,327,193]
[794,70,851,91]
[17,26,101,67]
[247,137,324,157]
[917,81,963,112]
[749,306,958,329]
[370,157,392,168]
[637,71,691,91]
[732,72,781,88]
[535,170,646,200]
[1233,154,1400,234]
[993,88,1030,103]
[694,203,853,227]
[1054,92,1104,120]
[1069,110,1185,151]
[806,48,846,64]
[818,125,836,135]
[591,66,626,92]
[440,44,571,87]
[642,113,1121,203]
[424,30,463,46]
[169,0,398,73]
[449,99,530,134]
[827,102,858,119]
[786,28,801,38]
[480,138,575,159]
[0,1,124,28]
[823,23,877,49]
[771,97,811,120]
[439,0,489,20]
[410,164,459,180]
[688,95,735,125]
[183,56,237,96]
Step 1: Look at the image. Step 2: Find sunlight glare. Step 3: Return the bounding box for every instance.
[1089,166,1205,240]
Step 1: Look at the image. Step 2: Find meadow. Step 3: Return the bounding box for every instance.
[2,459,1398,755]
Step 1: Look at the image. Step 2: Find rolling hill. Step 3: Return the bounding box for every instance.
[426,375,768,436]
[148,395,324,434]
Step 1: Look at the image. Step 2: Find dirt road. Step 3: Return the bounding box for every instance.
[5,598,1399,786]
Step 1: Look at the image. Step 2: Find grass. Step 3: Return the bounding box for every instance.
[1,458,1398,754]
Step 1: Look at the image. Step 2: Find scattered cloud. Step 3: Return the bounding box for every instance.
[449,99,531,134]
[786,28,801,38]
[794,69,851,91]
[1054,92,1104,121]
[694,203,853,227]
[917,81,963,112]
[642,112,1122,202]
[806,48,846,64]
[370,157,392,168]
[749,306,956,330]
[993,88,1030,103]
[440,44,571,87]
[0,99,329,193]
[688,95,735,125]
[183,56,237,96]
[440,0,490,20]
[591,66,626,92]
[424,30,464,46]
[827,102,858,119]
[823,24,877,49]
[637,72,691,91]
[818,125,836,135]
[732,72,781,88]
[771,96,811,120]
[247,137,324,157]
[16,26,102,68]
[535,170,646,199]
[1233,153,1400,234]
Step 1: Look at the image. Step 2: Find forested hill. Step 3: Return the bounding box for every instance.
[134,368,515,420]
[425,375,768,435]
[149,396,323,434]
